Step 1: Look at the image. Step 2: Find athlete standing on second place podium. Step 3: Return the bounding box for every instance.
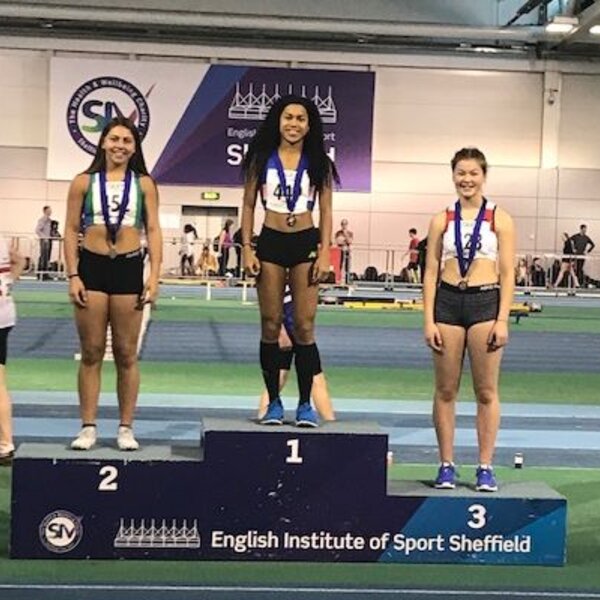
[241,95,339,427]
[64,116,162,451]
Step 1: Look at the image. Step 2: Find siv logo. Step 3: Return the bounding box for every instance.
[66,76,153,155]
[39,510,83,554]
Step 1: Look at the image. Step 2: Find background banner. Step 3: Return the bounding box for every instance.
[48,58,375,191]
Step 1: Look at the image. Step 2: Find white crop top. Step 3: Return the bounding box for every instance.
[0,237,16,329]
[260,155,316,215]
[442,200,498,263]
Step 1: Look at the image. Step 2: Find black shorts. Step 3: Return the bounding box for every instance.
[407,261,419,270]
[256,226,319,269]
[434,281,499,329]
[0,327,12,365]
[78,248,144,295]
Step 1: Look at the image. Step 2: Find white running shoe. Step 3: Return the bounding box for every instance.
[117,426,139,451]
[70,425,97,451]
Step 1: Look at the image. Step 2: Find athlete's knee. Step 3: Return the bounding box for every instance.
[261,314,283,342]
[292,318,315,345]
[474,386,498,406]
[80,342,105,366]
[434,386,458,404]
[112,343,138,368]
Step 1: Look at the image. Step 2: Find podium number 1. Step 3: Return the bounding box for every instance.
[98,465,119,491]
[286,439,303,464]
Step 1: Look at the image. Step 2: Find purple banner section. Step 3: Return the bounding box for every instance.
[152,66,375,192]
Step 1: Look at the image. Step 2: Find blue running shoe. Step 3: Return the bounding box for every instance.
[475,466,498,492]
[434,463,456,489]
[260,398,284,425]
[295,402,318,428]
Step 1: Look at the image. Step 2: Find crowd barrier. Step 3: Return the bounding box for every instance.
[2,233,599,292]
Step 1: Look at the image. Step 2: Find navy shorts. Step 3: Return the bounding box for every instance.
[78,248,144,295]
[0,327,12,365]
[256,226,319,269]
[434,281,499,329]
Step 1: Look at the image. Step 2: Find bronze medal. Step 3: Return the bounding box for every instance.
[286,213,297,227]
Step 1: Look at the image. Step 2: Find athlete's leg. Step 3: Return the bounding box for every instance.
[466,321,503,466]
[109,295,143,426]
[0,365,12,451]
[432,324,467,464]
[74,292,109,425]
[288,262,319,407]
[257,262,286,404]
[311,373,335,421]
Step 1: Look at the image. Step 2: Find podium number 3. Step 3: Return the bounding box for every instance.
[467,503,487,529]
[98,465,119,491]
[286,439,303,464]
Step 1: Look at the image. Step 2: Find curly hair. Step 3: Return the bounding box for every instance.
[242,94,340,192]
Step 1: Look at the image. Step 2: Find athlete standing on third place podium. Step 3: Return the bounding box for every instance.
[64,116,163,451]
[422,147,515,492]
[242,95,339,427]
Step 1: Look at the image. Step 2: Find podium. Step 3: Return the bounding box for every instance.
[11,418,566,564]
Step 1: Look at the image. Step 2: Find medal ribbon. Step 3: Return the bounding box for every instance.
[454,198,487,279]
[270,151,308,216]
[99,170,133,245]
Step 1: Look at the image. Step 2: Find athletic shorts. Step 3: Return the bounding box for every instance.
[256,226,319,269]
[434,281,499,329]
[78,248,144,295]
[0,327,12,365]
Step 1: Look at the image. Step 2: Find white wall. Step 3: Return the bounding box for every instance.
[1,48,599,275]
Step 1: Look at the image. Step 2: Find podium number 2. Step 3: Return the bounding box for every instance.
[467,503,487,529]
[98,465,119,491]
[286,439,303,464]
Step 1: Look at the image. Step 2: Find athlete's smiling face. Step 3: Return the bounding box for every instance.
[102,125,136,168]
[279,104,309,146]
[452,159,486,202]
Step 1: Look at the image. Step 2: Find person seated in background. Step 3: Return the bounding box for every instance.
[514,258,528,286]
[196,245,218,277]
[530,257,546,287]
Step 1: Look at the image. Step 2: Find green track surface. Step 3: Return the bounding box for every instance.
[1,466,599,590]
[13,290,600,332]
[7,359,600,404]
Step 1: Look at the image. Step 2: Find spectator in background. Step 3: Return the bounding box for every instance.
[180,223,198,277]
[217,219,234,276]
[570,224,595,286]
[197,245,218,277]
[35,205,52,280]
[334,219,353,284]
[553,232,579,289]
[530,257,546,287]
[514,258,528,287]
[404,228,420,283]
[417,236,428,284]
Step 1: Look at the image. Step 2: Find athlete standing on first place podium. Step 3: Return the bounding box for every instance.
[64,116,163,451]
[422,147,515,492]
[241,95,339,427]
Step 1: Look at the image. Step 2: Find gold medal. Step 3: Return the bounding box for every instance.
[286,213,297,227]
[108,246,118,259]
[458,280,468,291]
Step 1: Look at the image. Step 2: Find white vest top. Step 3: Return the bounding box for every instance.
[0,237,16,329]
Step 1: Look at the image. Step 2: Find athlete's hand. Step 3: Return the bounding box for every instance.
[488,320,509,349]
[138,279,159,309]
[69,276,88,308]
[311,252,330,284]
[243,248,261,277]
[424,322,443,352]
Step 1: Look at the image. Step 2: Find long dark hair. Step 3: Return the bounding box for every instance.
[84,116,150,175]
[242,94,340,192]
